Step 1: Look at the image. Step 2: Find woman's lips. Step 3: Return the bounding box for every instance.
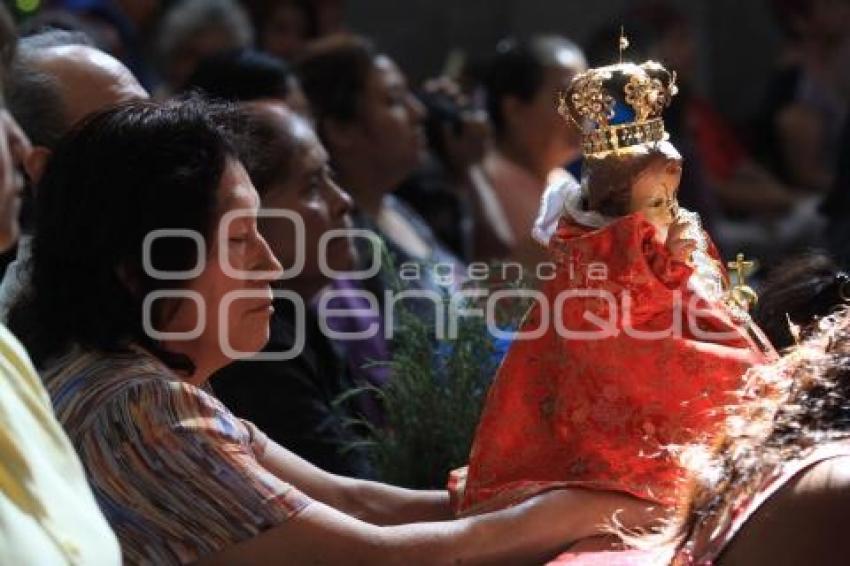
[244,287,274,314]
[246,302,274,315]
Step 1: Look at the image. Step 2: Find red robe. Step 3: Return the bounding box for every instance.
[451,213,775,515]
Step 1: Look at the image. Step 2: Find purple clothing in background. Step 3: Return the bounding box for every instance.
[318,278,390,424]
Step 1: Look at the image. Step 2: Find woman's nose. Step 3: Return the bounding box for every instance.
[255,234,284,281]
[328,180,353,217]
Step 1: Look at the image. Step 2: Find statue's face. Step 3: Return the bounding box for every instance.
[629,159,682,241]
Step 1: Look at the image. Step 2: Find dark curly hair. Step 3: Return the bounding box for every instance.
[755,252,849,350]
[7,97,238,371]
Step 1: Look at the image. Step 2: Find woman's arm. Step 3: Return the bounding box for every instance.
[194,487,661,566]
[256,432,452,524]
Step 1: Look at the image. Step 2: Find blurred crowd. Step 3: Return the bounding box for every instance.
[7,0,850,273]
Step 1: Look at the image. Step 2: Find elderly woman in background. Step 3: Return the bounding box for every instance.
[212,100,373,477]
[8,97,659,564]
[169,46,367,474]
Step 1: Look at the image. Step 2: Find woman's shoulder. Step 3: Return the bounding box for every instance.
[45,347,233,442]
[718,450,850,565]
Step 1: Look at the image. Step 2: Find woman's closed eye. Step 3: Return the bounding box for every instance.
[305,172,321,196]
[303,166,336,198]
[229,223,257,244]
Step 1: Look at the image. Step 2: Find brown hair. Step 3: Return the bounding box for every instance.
[583,145,682,216]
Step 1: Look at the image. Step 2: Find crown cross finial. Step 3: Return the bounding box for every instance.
[619,26,629,63]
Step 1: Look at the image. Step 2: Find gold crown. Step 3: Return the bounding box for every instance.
[558,60,678,157]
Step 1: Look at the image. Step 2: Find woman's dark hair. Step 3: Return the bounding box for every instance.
[295,34,377,140]
[7,97,238,370]
[754,252,849,349]
[483,35,584,136]
[184,48,295,102]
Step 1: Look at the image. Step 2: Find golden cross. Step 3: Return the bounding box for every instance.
[619,26,629,64]
[727,253,755,287]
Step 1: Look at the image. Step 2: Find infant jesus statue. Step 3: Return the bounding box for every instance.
[450,58,776,518]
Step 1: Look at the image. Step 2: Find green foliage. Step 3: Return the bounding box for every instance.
[342,249,533,489]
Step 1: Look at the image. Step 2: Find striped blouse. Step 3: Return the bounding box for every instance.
[44,347,312,565]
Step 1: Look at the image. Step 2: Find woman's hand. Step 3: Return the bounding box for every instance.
[195,488,666,566]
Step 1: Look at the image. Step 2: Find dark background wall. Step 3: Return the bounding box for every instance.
[346,0,782,127]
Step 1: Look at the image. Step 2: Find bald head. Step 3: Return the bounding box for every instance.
[30,45,148,135]
[6,39,149,185]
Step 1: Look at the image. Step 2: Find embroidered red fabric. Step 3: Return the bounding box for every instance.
[452,213,774,515]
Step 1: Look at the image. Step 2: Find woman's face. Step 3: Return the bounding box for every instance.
[351,55,426,188]
[629,159,682,240]
[253,102,355,298]
[162,159,283,368]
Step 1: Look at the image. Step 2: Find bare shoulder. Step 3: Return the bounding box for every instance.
[719,455,850,565]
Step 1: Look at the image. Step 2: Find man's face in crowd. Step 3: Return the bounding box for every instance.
[37,45,148,127]
[25,45,148,184]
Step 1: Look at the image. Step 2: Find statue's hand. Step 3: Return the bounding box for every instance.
[665,219,697,263]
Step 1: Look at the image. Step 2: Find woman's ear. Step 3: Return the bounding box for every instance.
[23,146,51,186]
